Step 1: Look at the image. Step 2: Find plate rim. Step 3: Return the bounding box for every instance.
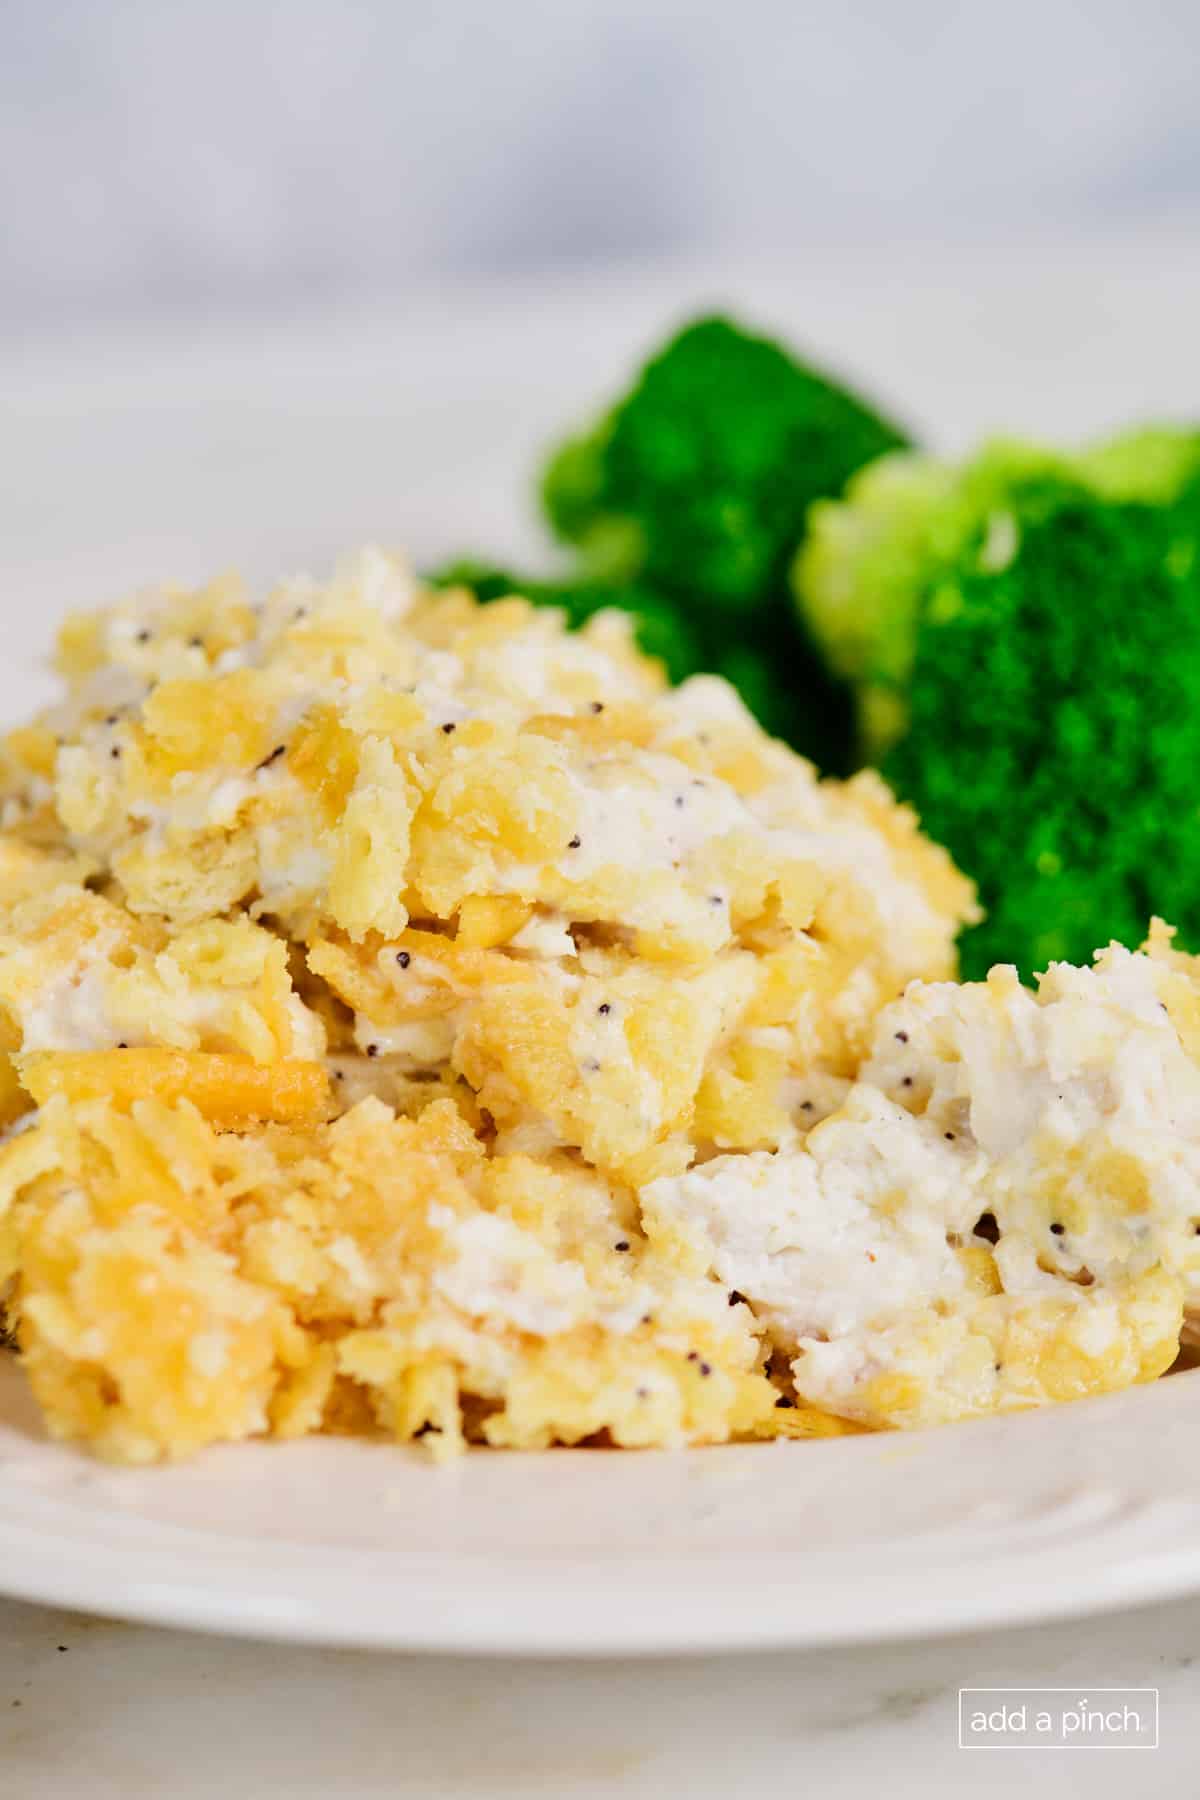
[2,1494,1199,1657]
[4,1370,1200,1655]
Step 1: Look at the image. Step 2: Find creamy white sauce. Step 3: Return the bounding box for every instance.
[645,943,1200,1419]
[644,1087,977,1352]
[432,1210,586,1336]
[862,946,1200,1295]
[509,912,576,960]
[354,1013,458,1066]
[19,959,125,1051]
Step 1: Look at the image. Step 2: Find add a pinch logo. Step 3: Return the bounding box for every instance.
[958,1688,1159,1750]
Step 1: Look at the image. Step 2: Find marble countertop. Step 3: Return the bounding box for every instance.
[1,1592,1193,1796]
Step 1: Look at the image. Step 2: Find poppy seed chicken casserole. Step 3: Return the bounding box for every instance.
[0,549,1192,1464]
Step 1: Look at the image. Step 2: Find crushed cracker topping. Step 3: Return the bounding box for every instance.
[1,549,1177,1464]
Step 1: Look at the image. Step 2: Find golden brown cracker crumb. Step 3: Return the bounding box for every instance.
[0,548,984,1461]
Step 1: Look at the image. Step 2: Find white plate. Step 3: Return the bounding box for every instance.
[2,248,1200,1654]
[4,1360,1200,1653]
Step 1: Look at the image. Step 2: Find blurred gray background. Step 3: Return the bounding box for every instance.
[3,0,1198,329]
[5,0,1200,660]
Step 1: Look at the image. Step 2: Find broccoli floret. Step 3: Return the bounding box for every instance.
[795,427,1200,761]
[1078,425,1200,502]
[537,314,909,769]
[540,412,623,560]
[542,315,910,614]
[881,471,1200,977]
